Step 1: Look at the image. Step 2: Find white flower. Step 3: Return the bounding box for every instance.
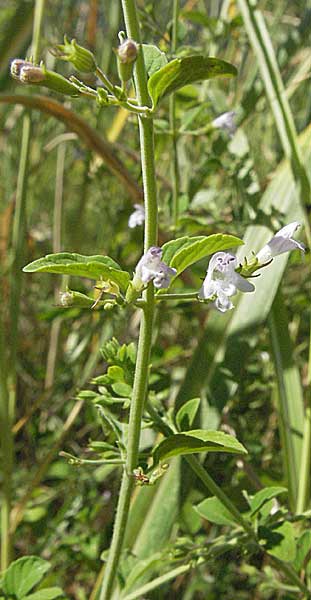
[199,252,254,313]
[256,222,305,264]
[128,204,145,228]
[134,246,176,290]
[212,111,237,137]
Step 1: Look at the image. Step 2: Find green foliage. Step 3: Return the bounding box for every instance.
[142,44,167,76]
[161,233,244,276]
[0,556,63,600]
[23,252,130,291]
[152,429,247,466]
[148,56,237,107]
[195,496,239,526]
[176,397,200,431]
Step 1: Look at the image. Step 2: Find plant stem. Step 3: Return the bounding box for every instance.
[170,0,180,229]
[98,1,157,598]
[156,292,198,301]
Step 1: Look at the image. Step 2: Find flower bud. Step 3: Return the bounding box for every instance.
[60,290,94,308]
[17,63,81,97]
[19,65,45,83]
[97,87,109,106]
[117,39,138,64]
[10,59,33,80]
[116,39,138,84]
[52,36,97,73]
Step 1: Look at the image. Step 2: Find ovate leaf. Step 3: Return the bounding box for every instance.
[195,496,239,526]
[161,233,244,276]
[148,56,237,107]
[176,398,200,431]
[23,253,130,291]
[142,44,167,76]
[259,521,296,562]
[2,556,50,598]
[249,486,287,516]
[152,429,247,467]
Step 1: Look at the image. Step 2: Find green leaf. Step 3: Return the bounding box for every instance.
[107,365,125,382]
[259,521,296,562]
[24,587,64,600]
[176,398,200,431]
[293,530,311,573]
[23,253,130,291]
[111,382,132,397]
[152,429,247,467]
[195,496,239,526]
[148,56,237,107]
[161,233,244,277]
[142,44,167,77]
[2,556,50,598]
[249,486,287,516]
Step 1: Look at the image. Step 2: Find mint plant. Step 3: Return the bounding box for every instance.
[3,0,310,598]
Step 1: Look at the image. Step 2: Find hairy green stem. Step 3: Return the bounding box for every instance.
[169,0,180,229]
[98,1,157,598]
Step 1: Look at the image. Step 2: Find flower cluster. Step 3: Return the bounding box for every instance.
[133,247,176,290]
[199,221,305,312]
[131,222,304,310]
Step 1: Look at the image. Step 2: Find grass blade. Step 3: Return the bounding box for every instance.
[268,290,304,510]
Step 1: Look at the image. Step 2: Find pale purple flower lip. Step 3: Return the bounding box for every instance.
[128,204,145,228]
[199,251,254,313]
[134,247,176,290]
[256,222,305,264]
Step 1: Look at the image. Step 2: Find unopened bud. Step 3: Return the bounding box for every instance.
[60,290,94,308]
[60,291,74,307]
[20,65,45,83]
[52,36,97,73]
[14,62,81,97]
[10,59,33,80]
[97,87,109,106]
[116,39,138,84]
[103,301,115,311]
[117,39,138,64]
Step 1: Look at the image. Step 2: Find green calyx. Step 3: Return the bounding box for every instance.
[52,35,97,73]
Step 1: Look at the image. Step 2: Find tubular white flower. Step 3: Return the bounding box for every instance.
[212,111,237,137]
[133,246,176,290]
[128,204,145,228]
[199,252,254,313]
[256,222,305,264]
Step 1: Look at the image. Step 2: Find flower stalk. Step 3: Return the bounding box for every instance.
[98,1,158,598]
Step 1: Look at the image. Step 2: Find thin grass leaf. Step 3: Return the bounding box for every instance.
[268,290,304,511]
